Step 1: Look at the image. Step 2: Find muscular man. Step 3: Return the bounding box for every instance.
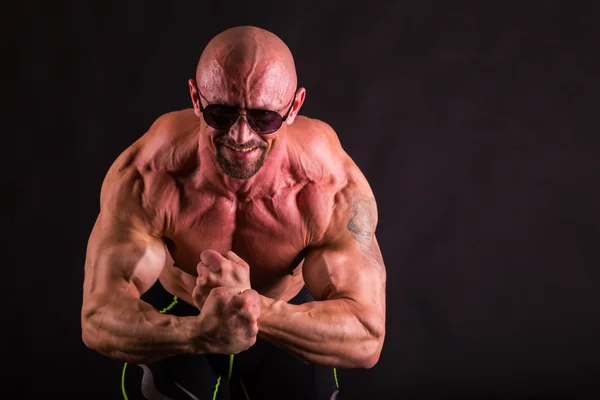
[81,26,386,400]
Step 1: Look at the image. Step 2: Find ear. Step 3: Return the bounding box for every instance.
[285,87,306,125]
[188,79,202,118]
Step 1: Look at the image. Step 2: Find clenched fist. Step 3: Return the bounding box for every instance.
[192,286,260,355]
[192,250,251,310]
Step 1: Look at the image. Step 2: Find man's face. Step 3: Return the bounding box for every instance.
[196,81,294,180]
[192,59,296,180]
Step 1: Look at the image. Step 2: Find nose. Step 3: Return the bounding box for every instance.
[228,113,254,144]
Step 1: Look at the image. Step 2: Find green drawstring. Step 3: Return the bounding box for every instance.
[240,379,251,400]
[212,376,222,400]
[228,354,234,379]
[334,367,339,388]
[213,354,235,399]
[213,354,253,400]
[121,296,179,399]
[121,363,129,400]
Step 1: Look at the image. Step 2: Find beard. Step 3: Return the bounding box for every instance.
[214,136,268,180]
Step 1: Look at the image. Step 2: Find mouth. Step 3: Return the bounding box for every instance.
[222,145,262,161]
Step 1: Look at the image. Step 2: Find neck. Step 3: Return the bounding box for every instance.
[196,131,289,198]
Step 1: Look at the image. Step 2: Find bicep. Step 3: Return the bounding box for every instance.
[83,168,166,302]
[303,236,386,306]
[83,214,167,300]
[302,183,386,308]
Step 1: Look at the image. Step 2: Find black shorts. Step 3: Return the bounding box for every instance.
[120,281,341,400]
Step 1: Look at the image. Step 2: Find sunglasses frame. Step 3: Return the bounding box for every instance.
[194,81,297,134]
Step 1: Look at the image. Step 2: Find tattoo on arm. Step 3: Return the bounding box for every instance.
[347,194,385,271]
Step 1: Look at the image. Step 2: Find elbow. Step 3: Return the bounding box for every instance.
[81,309,100,351]
[81,314,120,360]
[357,313,385,369]
[358,331,385,369]
[80,298,107,353]
[362,349,382,369]
[81,328,98,352]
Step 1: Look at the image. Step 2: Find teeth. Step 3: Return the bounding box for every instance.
[230,147,255,153]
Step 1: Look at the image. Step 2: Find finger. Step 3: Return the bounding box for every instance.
[251,303,261,321]
[233,313,258,336]
[232,289,259,310]
[241,289,259,303]
[224,251,249,268]
[196,272,215,289]
[196,263,215,287]
[196,262,210,277]
[244,320,259,340]
[209,286,240,298]
[238,328,258,351]
[238,302,261,322]
[200,250,224,270]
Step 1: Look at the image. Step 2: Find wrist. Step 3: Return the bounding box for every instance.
[176,315,209,355]
[257,295,284,333]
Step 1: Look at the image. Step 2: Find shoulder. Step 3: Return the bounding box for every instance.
[103,108,198,181]
[290,116,344,158]
[136,109,199,167]
[288,116,347,182]
[108,109,198,170]
[146,109,199,138]
[291,117,377,245]
[99,109,198,233]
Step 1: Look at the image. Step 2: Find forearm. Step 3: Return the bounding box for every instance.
[81,290,195,364]
[258,296,384,368]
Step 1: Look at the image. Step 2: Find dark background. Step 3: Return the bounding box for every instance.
[9,1,600,398]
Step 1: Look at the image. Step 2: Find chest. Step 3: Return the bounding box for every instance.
[163,188,310,282]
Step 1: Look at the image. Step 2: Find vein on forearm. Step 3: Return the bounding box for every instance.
[258,297,377,367]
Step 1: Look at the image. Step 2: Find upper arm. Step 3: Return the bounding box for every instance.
[302,172,386,326]
[83,160,166,306]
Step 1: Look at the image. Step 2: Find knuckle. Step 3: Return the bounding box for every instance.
[239,298,256,312]
[240,296,253,308]
[244,290,258,302]
[233,270,246,283]
[237,309,252,321]
[205,274,216,285]
[246,313,258,325]
[211,286,227,297]
[248,324,258,339]
[236,261,249,271]
[234,302,248,315]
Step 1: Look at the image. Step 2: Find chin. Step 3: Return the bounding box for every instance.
[219,160,265,180]
[216,147,267,180]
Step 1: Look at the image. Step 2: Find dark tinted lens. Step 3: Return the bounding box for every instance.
[247,110,282,134]
[203,105,239,129]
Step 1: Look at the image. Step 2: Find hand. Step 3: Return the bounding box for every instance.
[192,286,260,354]
[192,250,251,310]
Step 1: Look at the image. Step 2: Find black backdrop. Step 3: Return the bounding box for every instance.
[10,1,600,398]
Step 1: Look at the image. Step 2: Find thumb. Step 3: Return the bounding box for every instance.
[224,251,249,268]
[200,249,223,270]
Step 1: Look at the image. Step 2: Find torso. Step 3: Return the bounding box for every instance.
[159,177,311,305]
[130,109,347,306]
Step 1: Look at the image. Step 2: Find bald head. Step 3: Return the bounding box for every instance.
[196,26,297,110]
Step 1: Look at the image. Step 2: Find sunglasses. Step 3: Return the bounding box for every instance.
[194,82,297,134]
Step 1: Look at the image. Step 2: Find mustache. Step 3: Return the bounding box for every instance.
[214,136,267,150]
